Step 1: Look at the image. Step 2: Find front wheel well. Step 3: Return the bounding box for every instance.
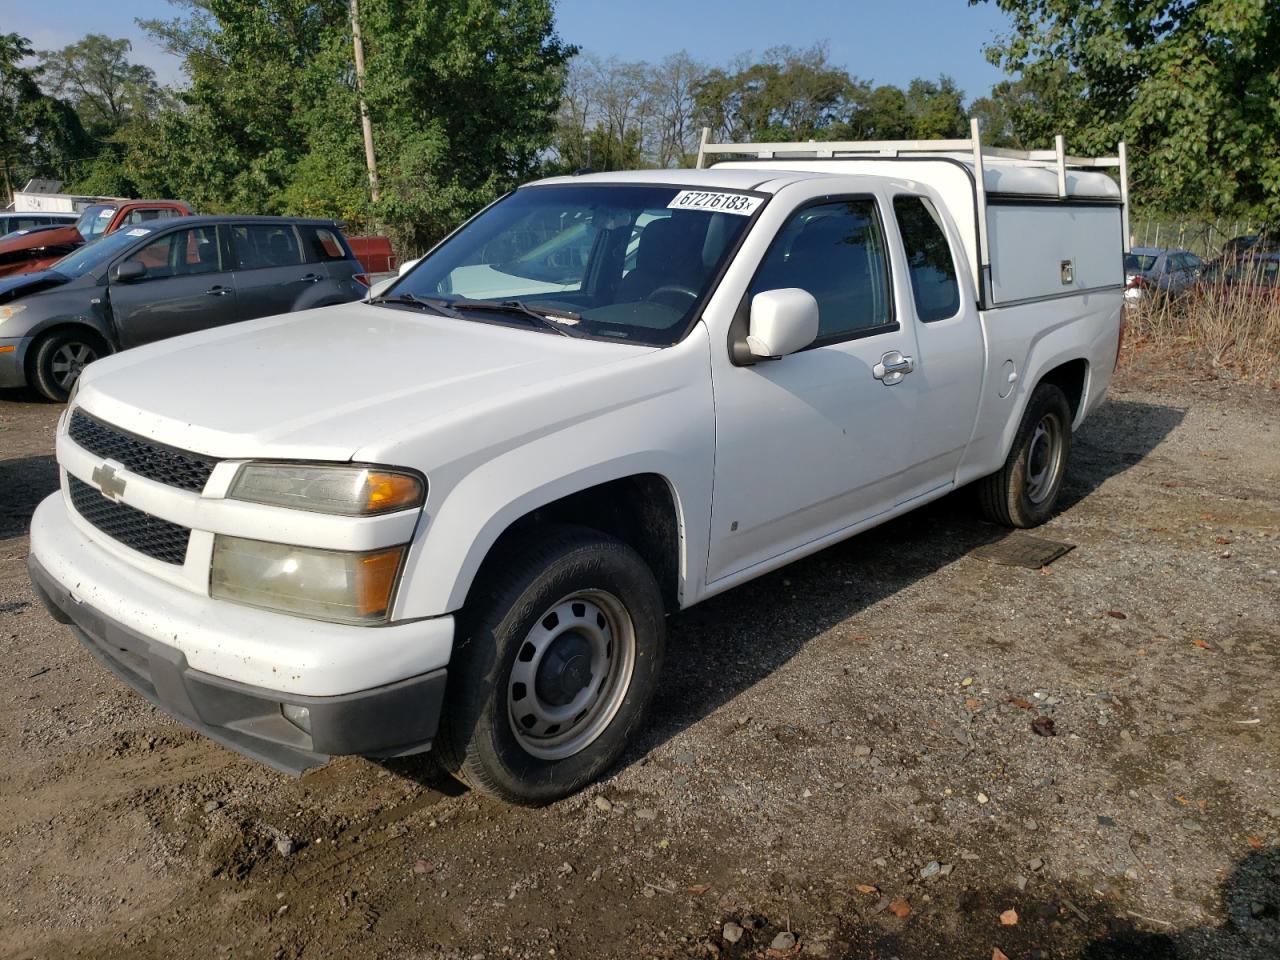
[1035,358,1088,422]
[24,322,112,374]
[469,474,681,614]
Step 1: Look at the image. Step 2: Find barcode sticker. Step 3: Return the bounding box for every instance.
[125,228,151,236]
[667,190,763,216]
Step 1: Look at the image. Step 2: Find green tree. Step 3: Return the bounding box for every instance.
[143,0,571,250]
[0,33,87,201]
[38,34,169,198]
[974,0,1280,220]
[969,66,1082,149]
[839,84,912,140]
[142,0,355,216]
[39,35,162,137]
[903,76,968,139]
[694,44,857,142]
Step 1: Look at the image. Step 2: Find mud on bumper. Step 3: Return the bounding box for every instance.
[28,555,446,776]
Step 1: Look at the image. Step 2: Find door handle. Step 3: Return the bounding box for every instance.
[873,351,914,385]
[204,285,231,296]
[296,273,323,284]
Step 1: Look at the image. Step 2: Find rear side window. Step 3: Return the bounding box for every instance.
[299,225,350,262]
[232,224,304,269]
[893,197,961,322]
[750,199,894,341]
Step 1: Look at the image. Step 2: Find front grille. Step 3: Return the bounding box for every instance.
[68,410,217,492]
[68,475,191,565]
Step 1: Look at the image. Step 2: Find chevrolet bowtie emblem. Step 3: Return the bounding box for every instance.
[91,464,127,501]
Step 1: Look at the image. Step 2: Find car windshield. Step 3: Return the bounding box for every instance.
[385,183,761,346]
[75,204,117,241]
[48,228,144,278]
[1125,254,1157,272]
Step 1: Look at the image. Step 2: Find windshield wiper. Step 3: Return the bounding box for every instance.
[448,298,587,338]
[366,292,462,317]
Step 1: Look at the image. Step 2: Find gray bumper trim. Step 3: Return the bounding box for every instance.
[28,554,447,776]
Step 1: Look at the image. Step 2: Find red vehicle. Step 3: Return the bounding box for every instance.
[346,234,397,274]
[0,199,192,278]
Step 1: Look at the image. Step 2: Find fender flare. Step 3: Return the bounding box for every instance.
[401,454,691,616]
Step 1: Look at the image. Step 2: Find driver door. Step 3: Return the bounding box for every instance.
[108,225,236,347]
[707,194,920,585]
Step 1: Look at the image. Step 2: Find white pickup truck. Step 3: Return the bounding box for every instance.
[28,125,1128,804]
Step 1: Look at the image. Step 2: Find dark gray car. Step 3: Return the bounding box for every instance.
[1123,246,1203,301]
[0,216,369,400]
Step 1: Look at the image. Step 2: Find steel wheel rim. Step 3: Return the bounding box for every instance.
[50,342,98,390]
[1025,413,1064,505]
[507,589,636,761]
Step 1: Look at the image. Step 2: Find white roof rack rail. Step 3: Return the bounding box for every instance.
[696,119,1130,260]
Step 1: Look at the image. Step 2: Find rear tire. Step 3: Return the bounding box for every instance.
[30,329,108,402]
[978,383,1073,528]
[437,526,665,805]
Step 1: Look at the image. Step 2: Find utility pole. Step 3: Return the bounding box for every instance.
[350,0,380,203]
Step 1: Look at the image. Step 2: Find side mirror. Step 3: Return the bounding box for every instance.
[112,260,147,283]
[397,256,421,277]
[746,288,820,359]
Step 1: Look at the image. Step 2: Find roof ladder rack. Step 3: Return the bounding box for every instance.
[694,119,1131,255]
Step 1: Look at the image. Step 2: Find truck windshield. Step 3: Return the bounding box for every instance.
[75,204,118,241]
[384,184,761,346]
[49,229,142,278]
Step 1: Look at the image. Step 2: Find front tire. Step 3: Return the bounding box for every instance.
[978,383,1073,528]
[30,329,107,402]
[437,527,665,805]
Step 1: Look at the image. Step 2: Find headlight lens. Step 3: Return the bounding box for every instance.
[0,304,26,322]
[211,536,405,624]
[228,463,424,515]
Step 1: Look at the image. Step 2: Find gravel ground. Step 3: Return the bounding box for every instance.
[0,360,1277,960]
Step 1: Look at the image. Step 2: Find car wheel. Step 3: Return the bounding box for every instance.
[437,526,665,805]
[30,329,108,402]
[978,383,1073,528]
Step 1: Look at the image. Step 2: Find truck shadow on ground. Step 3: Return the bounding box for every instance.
[635,396,1185,763]
[0,454,58,541]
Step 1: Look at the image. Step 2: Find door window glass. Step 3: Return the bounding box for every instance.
[232,224,304,269]
[893,196,961,322]
[125,226,221,279]
[750,199,893,340]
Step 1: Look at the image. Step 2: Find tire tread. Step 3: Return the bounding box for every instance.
[436,524,664,806]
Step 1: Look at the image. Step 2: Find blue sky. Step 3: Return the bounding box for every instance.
[1,0,1014,101]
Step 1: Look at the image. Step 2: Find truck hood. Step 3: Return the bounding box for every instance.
[0,224,82,254]
[77,302,656,462]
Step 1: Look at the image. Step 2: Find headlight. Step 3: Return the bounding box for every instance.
[228,463,424,515]
[211,536,405,624]
[0,304,26,322]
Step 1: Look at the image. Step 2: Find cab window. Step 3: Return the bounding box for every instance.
[893,196,961,322]
[121,207,178,226]
[749,199,894,342]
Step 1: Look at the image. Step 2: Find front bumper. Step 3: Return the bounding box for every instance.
[0,336,32,388]
[29,553,448,775]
